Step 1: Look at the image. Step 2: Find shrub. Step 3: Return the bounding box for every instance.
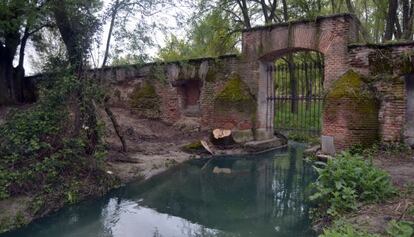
[386,220,414,237]
[320,222,380,237]
[310,152,395,216]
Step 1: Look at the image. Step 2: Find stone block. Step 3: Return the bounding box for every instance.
[321,135,336,155]
[232,129,254,144]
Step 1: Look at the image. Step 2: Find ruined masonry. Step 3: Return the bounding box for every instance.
[90,13,414,152]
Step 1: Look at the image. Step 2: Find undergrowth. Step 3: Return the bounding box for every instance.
[320,219,414,237]
[310,152,396,217]
[0,73,112,201]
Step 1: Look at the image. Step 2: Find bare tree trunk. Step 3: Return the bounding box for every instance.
[104,100,127,152]
[403,0,414,40]
[102,0,119,67]
[236,0,251,28]
[281,0,289,22]
[346,0,370,42]
[384,0,399,41]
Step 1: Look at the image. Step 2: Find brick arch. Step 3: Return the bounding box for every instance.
[241,14,360,139]
[259,48,323,61]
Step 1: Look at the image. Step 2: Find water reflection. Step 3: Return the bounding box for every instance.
[1,144,316,237]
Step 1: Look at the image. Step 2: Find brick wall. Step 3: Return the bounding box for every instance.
[98,55,254,131]
[27,14,414,147]
[348,43,414,143]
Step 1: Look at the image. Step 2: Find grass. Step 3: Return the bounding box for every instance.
[274,100,322,138]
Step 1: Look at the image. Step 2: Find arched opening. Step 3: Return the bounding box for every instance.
[265,50,324,138]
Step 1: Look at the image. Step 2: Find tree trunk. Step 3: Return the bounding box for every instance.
[0,58,11,105]
[104,101,127,152]
[287,54,298,114]
[281,0,289,22]
[403,0,414,40]
[211,129,235,147]
[384,0,399,41]
[236,0,251,29]
[102,0,119,67]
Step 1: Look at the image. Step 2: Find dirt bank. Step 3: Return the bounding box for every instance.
[0,106,207,233]
[102,107,208,182]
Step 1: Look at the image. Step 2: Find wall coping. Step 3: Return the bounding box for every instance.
[348,41,414,49]
[26,54,240,78]
[242,13,356,33]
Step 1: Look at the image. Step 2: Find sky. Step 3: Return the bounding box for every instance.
[22,0,194,75]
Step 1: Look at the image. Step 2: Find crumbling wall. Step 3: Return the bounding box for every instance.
[348,43,414,145]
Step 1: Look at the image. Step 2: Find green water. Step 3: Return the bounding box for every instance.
[2,144,316,237]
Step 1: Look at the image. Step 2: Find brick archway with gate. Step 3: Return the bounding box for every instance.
[240,13,360,142]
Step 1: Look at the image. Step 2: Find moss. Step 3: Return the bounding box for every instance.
[326,70,372,100]
[214,73,256,114]
[150,63,167,83]
[181,140,207,154]
[182,140,203,150]
[399,51,414,74]
[326,70,379,115]
[205,67,218,82]
[129,82,161,119]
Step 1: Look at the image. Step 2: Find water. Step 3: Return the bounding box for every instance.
[2,144,316,237]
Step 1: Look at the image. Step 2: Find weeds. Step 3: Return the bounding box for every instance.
[310,152,395,217]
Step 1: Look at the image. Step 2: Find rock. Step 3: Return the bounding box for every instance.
[244,137,286,152]
[232,129,254,143]
[316,154,333,162]
[213,167,232,174]
[406,137,414,149]
[304,145,321,156]
[173,117,201,132]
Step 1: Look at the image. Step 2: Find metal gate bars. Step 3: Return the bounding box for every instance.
[266,62,324,137]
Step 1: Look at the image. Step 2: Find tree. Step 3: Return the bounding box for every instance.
[0,0,49,104]
[50,0,102,154]
[157,9,239,61]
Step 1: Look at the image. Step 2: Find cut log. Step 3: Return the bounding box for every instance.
[211,128,235,147]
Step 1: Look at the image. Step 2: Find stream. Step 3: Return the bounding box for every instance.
[1,144,317,237]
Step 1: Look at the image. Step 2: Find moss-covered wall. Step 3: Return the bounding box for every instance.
[129,81,161,119]
[211,73,257,130]
[214,73,256,114]
[324,70,379,149]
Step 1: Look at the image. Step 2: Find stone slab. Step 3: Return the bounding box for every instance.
[321,135,336,155]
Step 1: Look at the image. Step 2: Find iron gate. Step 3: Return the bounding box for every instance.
[267,61,324,136]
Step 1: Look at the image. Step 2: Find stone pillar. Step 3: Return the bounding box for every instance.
[255,61,274,140]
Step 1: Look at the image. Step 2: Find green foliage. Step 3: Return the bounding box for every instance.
[310,152,395,217]
[386,220,414,237]
[320,222,380,237]
[157,9,239,61]
[0,72,106,200]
